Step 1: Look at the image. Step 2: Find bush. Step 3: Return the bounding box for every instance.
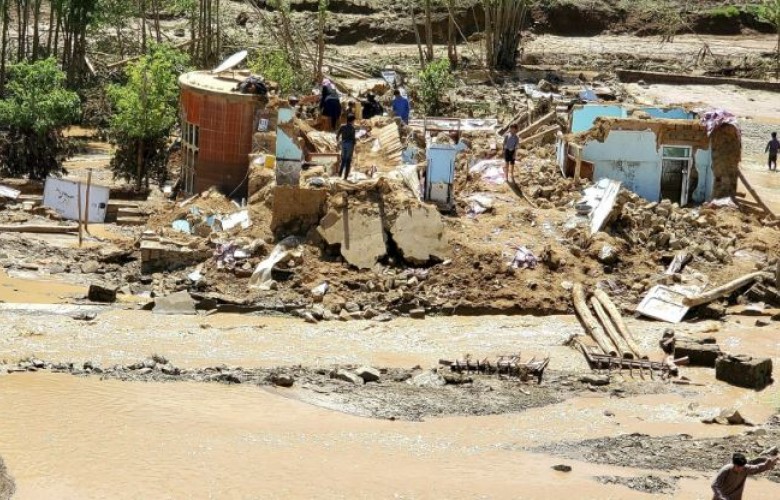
[249,49,309,95]
[107,44,189,187]
[416,58,455,116]
[0,58,80,179]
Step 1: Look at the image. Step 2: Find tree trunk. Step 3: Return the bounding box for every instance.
[593,289,647,359]
[31,0,41,60]
[45,0,54,55]
[590,296,632,359]
[136,139,144,190]
[410,3,425,70]
[423,0,433,62]
[141,0,147,54]
[316,1,325,80]
[447,1,458,69]
[0,0,9,93]
[572,284,617,357]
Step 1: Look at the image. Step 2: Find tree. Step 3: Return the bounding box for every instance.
[107,44,189,188]
[249,49,307,94]
[416,57,454,116]
[316,0,329,80]
[0,58,80,179]
[759,0,780,80]
[482,0,532,71]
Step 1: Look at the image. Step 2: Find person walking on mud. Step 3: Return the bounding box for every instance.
[711,452,778,499]
[337,114,357,181]
[766,132,779,171]
[503,124,519,181]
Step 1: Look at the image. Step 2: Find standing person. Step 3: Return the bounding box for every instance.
[766,132,779,171]
[319,85,342,131]
[503,124,519,181]
[711,452,778,499]
[391,89,410,124]
[337,114,357,180]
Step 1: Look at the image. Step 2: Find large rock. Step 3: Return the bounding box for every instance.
[153,291,197,315]
[389,205,449,265]
[410,371,446,388]
[715,355,773,390]
[355,366,381,383]
[317,208,386,270]
[335,369,364,385]
[88,283,118,303]
[674,341,722,368]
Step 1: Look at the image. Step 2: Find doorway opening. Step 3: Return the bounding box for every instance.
[660,146,692,205]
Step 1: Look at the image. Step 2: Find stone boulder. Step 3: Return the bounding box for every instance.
[153,291,197,315]
[389,205,449,265]
[674,341,722,368]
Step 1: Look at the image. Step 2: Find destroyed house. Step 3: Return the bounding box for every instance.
[557,104,741,205]
[178,70,269,197]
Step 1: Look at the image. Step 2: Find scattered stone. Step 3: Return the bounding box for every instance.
[410,371,446,388]
[597,244,619,265]
[409,308,426,319]
[88,283,118,303]
[153,291,197,315]
[80,261,100,274]
[271,374,295,388]
[674,341,722,368]
[334,369,364,385]
[580,374,610,386]
[702,408,751,426]
[344,302,360,313]
[302,311,318,324]
[137,367,153,375]
[355,366,381,383]
[552,464,572,472]
[338,309,351,321]
[373,313,393,322]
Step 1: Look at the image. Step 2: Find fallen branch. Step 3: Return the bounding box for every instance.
[682,271,772,307]
[0,224,78,234]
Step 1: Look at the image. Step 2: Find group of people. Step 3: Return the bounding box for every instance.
[319,79,411,180]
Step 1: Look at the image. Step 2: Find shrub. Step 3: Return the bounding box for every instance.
[416,58,455,116]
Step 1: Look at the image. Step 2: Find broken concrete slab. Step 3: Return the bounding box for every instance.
[270,186,328,237]
[715,355,773,390]
[153,291,197,315]
[390,205,449,265]
[317,208,386,270]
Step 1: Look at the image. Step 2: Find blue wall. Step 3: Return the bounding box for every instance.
[582,129,713,203]
[638,107,695,120]
[571,105,626,133]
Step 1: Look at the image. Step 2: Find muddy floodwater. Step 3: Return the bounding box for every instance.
[2,373,779,499]
[1,306,779,498]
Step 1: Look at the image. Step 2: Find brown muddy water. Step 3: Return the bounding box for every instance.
[2,373,779,499]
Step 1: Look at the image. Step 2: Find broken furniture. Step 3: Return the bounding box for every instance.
[439,355,550,384]
[576,341,684,380]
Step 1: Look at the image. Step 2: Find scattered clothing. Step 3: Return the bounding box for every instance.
[699,108,740,137]
[392,95,411,123]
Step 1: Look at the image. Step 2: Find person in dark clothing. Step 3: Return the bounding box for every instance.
[319,86,342,131]
[361,93,383,120]
[337,114,357,180]
[766,131,779,171]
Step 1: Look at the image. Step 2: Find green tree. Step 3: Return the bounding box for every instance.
[416,57,454,116]
[0,57,80,179]
[759,0,780,79]
[107,44,189,188]
[249,49,308,95]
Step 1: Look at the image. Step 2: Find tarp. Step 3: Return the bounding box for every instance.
[698,108,740,137]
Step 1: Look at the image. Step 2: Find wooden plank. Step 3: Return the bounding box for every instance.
[738,169,778,220]
[0,224,78,233]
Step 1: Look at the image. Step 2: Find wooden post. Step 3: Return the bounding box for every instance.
[84,169,92,234]
[682,271,771,307]
[738,169,778,220]
[77,181,83,247]
[591,296,632,359]
[593,289,647,359]
[572,284,617,356]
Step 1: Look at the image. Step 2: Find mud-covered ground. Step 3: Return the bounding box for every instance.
[1,356,681,421]
[533,419,780,483]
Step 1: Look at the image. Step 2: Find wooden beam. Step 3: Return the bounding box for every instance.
[517,111,556,139]
[593,289,647,359]
[591,296,632,359]
[517,125,560,147]
[572,284,617,356]
[682,271,772,307]
[0,225,78,234]
[738,169,778,220]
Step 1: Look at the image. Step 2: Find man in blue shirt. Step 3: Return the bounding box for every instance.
[391,89,410,124]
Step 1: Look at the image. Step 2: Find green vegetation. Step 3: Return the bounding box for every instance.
[249,49,310,95]
[758,0,780,78]
[710,5,742,18]
[0,58,80,179]
[416,58,454,116]
[107,44,190,188]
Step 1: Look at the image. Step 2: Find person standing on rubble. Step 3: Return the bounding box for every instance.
[320,85,342,131]
[503,124,519,181]
[766,132,779,171]
[392,89,410,124]
[711,452,778,499]
[337,114,357,181]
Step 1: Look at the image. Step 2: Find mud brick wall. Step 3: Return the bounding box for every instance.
[710,125,741,199]
[271,186,328,237]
